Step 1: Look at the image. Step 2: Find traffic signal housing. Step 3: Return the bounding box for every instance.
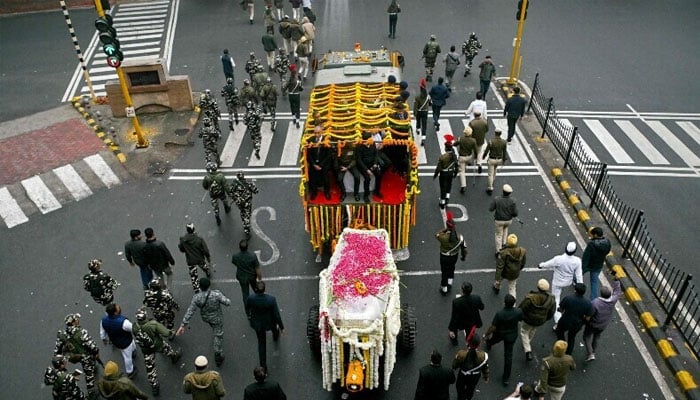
[517,0,529,21]
[95,15,123,68]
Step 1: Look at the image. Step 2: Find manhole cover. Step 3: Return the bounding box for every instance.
[174,129,189,136]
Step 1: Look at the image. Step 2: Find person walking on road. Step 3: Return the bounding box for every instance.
[518,279,556,362]
[489,184,518,255]
[284,64,303,128]
[454,126,478,193]
[143,278,179,330]
[429,77,449,131]
[221,49,235,82]
[478,55,496,98]
[387,0,401,38]
[443,45,461,90]
[296,36,311,81]
[83,258,118,306]
[503,86,527,142]
[179,223,212,293]
[493,233,526,297]
[243,366,287,400]
[538,241,583,325]
[461,32,482,76]
[583,272,621,362]
[143,227,175,289]
[422,34,441,82]
[262,26,278,71]
[483,294,524,387]
[448,282,484,345]
[183,355,226,400]
[555,283,593,355]
[581,226,612,301]
[469,111,488,174]
[413,79,430,146]
[247,281,285,371]
[221,78,241,129]
[433,138,458,209]
[465,91,487,121]
[414,350,455,400]
[44,354,87,400]
[534,340,576,400]
[483,129,509,195]
[452,336,489,400]
[133,307,182,396]
[98,361,149,400]
[232,239,262,318]
[436,212,468,295]
[54,313,101,400]
[124,229,151,290]
[202,162,232,226]
[228,171,260,238]
[100,304,138,378]
[177,277,231,367]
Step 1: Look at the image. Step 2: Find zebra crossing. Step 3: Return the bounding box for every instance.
[62,0,176,101]
[169,116,539,181]
[0,154,125,229]
[559,115,700,175]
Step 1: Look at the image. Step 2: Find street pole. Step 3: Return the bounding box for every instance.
[94,0,149,148]
[508,0,528,85]
[59,0,96,101]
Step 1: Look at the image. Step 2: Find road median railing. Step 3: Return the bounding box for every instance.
[528,73,699,399]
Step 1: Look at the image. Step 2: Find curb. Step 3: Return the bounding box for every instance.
[71,97,126,163]
[551,167,700,399]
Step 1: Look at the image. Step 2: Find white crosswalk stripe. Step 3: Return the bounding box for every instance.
[1,154,123,229]
[63,1,173,100]
[280,121,305,166]
[677,121,700,147]
[408,120,428,164]
[560,119,600,163]
[614,120,669,165]
[584,119,634,163]
[646,121,700,167]
[248,122,274,167]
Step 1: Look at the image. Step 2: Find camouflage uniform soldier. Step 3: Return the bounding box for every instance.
[202,162,231,226]
[259,77,280,131]
[133,307,182,396]
[253,64,270,100]
[82,259,118,306]
[199,89,221,132]
[228,171,260,238]
[240,79,259,105]
[244,101,264,160]
[44,355,86,400]
[199,118,222,166]
[177,277,232,367]
[54,314,100,400]
[221,78,241,129]
[273,48,290,95]
[245,52,261,82]
[422,34,441,82]
[461,32,482,76]
[143,279,180,330]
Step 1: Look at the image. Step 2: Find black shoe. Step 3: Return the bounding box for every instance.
[440,287,448,296]
[229,123,234,130]
[215,215,222,226]
[421,139,425,146]
[171,349,182,364]
[464,71,468,77]
[245,229,251,239]
[477,165,483,174]
[255,150,261,159]
[486,189,493,195]
[295,121,301,128]
[249,19,254,24]
[152,384,160,396]
[215,354,225,366]
[460,187,466,194]
[507,138,512,143]
[224,204,231,214]
[364,195,370,203]
[526,351,533,361]
[340,193,346,202]
[492,284,500,294]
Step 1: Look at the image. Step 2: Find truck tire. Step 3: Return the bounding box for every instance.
[307,305,321,356]
[399,304,417,351]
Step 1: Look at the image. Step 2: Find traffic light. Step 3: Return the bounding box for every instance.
[516,0,529,21]
[95,15,123,68]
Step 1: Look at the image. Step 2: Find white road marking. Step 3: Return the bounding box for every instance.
[676,121,700,147]
[84,155,121,188]
[584,119,634,163]
[53,165,93,201]
[560,119,600,162]
[251,207,281,266]
[647,120,700,167]
[280,119,304,166]
[408,120,428,164]
[488,118,529,163]
[614,120,669,165]
[21,176,62,214]
[248,122,274,167]
[219,128,245,167]
[0,187,29,228]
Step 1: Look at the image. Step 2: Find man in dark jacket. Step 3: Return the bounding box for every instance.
[428,77,450,130]
[518,279,556,361]
[232,239,262,318]
[355,131,387,203]
[178,223,212,293]
[503,86,527,142]
[243,366,287,399]
[143,227,175,288]
[124,229,151,290]
[582,226,612,300]
[414,350,455,400]
[247,281,285,370]
[306,125,332,200]
[556,283,593,355]
[489,184,518,254]
[100,304,137,378]
[493,233,526,297]
[448,282,484,345]
[583,273,621,361]
[484,294,524,386]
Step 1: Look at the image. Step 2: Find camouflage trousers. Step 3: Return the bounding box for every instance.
[235,201,253,235]
[204,142,220,166]
[226,104,239,127]
[248,127,262,154]
[77,355,97,390]
[143,342,177,390]
[188,264,212,293]
[154,310,176,330]
[278,72,288,94]
[210,194,230,217]
[267,105,277,130]
[209,320,225,357]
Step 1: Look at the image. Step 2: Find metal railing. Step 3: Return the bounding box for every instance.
[528,73,699,358]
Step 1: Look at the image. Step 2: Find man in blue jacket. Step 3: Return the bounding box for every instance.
[429,77,450,131]
[247,281,285,371]
[100,304,137,378]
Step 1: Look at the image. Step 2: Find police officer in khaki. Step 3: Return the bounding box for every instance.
[453,126,478,193]
[482,129,508,195]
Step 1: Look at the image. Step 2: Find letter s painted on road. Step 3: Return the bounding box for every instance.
[251,206,280,266]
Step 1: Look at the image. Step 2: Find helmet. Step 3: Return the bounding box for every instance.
[64,313,81,326]
[470,32,477,38]
[256,65,264,72]
[52,354,66,368]
[249,52,255,58]
[204,89,211,95]
[244,79,251,86]
[135,306,148,321]
[226,77,233,84]
[266,77,272,83]
[202,117,211,126]
[87,259,102,272]
[236,171,245,181]
[278,48,286,53]
[206,162,218,173]
[246,100,254,109]
[148,278,162,290]
[429,34,436,40]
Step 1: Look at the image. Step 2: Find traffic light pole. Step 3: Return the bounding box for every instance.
[508,0,528,85]
[94,0,149,148]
